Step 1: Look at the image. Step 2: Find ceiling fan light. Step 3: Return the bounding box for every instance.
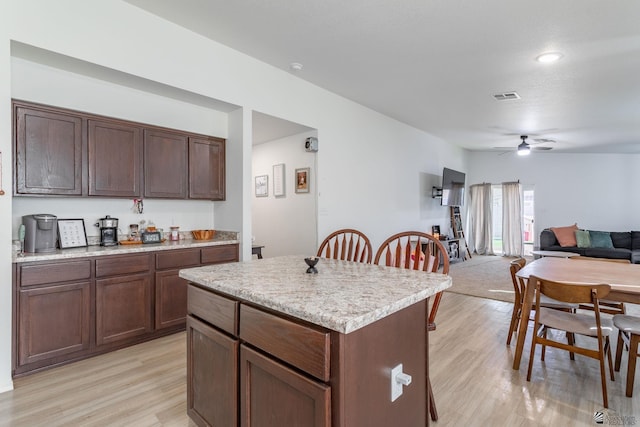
[517,142,531,156]
[536,52,563,63]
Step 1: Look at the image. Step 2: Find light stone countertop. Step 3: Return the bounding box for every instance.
[13,231,239,263]
[179,255,452,334]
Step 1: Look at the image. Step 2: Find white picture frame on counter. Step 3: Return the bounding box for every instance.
[57,218,88,249]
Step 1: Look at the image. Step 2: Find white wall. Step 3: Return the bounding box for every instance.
[10,56,233,240]
[0,8,13,393]
[467,151,640,243]
[1,0,468,389]
[252,131,318,257]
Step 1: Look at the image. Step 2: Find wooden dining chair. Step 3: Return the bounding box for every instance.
[506,258,577,345]
[526,275,615,408]
[613,314,640,397]
[373,231,449,421]
[569,256,628,315]
[316,228,372,263]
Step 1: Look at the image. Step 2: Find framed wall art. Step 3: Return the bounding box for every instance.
[57,218,88,249]
[255,175,268,197]
[273,163,285,197]
[295,167,310,194]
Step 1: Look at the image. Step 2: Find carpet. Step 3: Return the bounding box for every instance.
[446,254,528,303]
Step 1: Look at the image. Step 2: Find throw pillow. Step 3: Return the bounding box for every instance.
[589,230,614,248]
[550,223,578,247]
[575,230,591,248]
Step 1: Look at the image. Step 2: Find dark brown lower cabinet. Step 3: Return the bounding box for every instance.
[155,269,188,329]
[13,243,239,377]
[240,345,331,427]
[18,282,90,366]
[96,273,153,346]
[187,316,238,427]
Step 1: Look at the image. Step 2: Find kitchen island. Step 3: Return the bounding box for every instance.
[180,255,452,427]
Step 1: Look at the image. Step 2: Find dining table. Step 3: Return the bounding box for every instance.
[512,256,640,370]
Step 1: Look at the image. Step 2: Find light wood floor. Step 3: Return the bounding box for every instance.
[0,292,637,426]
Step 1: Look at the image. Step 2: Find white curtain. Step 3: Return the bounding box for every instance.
[502,181,523,256]
[468,183,493,255]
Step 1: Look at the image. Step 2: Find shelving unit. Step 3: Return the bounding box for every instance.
[450,206,472,260]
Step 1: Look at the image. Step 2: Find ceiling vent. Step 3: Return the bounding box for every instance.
[492,92,521,101]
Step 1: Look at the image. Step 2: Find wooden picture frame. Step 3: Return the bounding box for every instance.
[57,218,88,249]
[295,167,310,193]
[273,163,285,197]
[255,175,268,197]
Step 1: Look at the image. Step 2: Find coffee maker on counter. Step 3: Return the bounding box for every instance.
[95,215,119,246]
[22,214,58,253]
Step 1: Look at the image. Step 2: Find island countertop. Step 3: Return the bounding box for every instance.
[179,255,452,334]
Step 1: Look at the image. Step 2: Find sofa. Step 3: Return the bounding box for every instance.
[539,228,640,264]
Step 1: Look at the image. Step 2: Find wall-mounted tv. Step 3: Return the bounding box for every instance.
[441,167,465,206]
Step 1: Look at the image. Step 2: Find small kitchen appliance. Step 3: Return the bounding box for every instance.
[95,215,119,246]
[22,214,58,253]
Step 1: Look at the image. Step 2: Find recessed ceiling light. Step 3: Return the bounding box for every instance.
[289,62,303,72]
[536,52,563,63]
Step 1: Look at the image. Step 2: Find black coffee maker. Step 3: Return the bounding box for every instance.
[95,215,119,246]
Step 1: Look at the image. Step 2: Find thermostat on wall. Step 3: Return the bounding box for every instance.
[305,137,318,152]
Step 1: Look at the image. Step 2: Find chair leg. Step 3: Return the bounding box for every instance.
[506,307,520,345]
[605,337,615,381]
[626,334,639,398]
[428,377,438,421]
[567,332,575,361]
[615,330,625,372]
[598,346,609,409]
[541,328,547,361]
[527,335,537,381]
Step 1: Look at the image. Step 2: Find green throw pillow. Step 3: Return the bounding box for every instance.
[575,230,591,248]
[589,230,614,248]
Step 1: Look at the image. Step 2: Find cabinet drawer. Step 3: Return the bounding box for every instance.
[96,253,151,277]
[188,285,238,335]
[20,260,91,287]
[157,249,200,270]
[240,305,330,382]
[201,244,239,265]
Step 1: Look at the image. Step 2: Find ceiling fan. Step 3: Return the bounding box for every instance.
[493,135,555,155]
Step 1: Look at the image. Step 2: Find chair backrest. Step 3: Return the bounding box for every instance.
[373,231,450,328]
[317,228,372,263]
[529,275,611,305]
[569,256,631,264]
[509,258,527,302]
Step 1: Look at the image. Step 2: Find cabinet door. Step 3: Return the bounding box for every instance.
[14,104,83,195]
[189,137,225,200]
[143,129,188,198]
[88,119,142,197]
[18,282,90,366]
[240,345,331,427]
[96,273,153,346]
[155,269,188,329]
[187,316,238,427]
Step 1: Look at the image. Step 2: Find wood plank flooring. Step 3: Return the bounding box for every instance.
[0,292,637,426]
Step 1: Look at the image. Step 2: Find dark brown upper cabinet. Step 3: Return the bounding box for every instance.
[88,119,143,197]
[13,100,226,200]
[14,103,84,196]
[189,137,226,201]
[143,129,189,199]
